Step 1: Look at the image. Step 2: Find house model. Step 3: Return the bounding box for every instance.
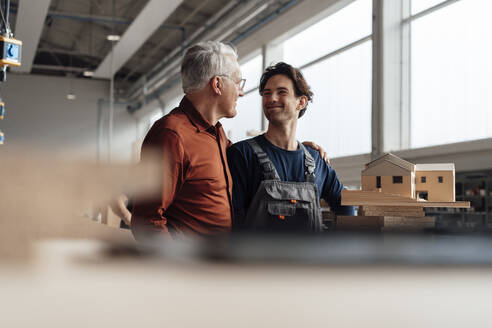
[338,153,467,231]
[361,153,455,202]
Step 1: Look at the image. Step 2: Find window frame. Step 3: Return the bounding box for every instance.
[280,0,373,159]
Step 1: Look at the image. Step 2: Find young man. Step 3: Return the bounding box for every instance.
[131,41,245,241]
[227,62,354,232]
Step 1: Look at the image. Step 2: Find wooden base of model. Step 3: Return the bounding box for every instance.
[337,207,434,232]
[337,190,470,232]
[341,190,470,207]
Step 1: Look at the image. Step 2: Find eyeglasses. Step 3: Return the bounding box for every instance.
[217,74,246,91]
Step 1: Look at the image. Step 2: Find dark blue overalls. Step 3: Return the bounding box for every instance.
[243,139,323,232]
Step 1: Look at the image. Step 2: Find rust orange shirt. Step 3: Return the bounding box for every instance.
[131,97,233,241]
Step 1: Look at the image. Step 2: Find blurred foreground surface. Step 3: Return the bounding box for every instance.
[3,234,492,328]
[2,153,492,327]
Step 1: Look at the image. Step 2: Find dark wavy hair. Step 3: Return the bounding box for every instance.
[259,62,313,118]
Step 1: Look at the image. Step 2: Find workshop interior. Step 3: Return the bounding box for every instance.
[1,0,492,327]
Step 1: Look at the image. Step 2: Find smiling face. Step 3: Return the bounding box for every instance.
[262,74,307,125]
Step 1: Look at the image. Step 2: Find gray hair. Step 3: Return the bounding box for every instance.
[181,41,238,94]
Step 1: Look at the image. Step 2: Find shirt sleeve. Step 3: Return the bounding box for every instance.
[131,128,186,241]
[321,164,355,216]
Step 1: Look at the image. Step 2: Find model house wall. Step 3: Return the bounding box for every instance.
[415,164,455,202]
[361,153,455,202]
[362,175,414,199]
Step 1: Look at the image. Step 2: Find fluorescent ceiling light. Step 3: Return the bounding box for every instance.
[83,71,94,77]
[66,94,76,100]
[106,35,120,41]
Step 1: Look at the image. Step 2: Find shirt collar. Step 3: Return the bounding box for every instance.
[180,96,221,134]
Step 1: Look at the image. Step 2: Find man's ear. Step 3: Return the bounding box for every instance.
[297,95,308,111]
[210,76,222,96]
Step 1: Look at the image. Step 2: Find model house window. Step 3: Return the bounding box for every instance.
[438,176,443,183]
[393,176,403,184]
[421,176,426,183]
[418,191,428,201]
[376,176,381,188]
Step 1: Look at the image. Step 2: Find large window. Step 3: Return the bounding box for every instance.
[239,53,263,93]
[283,0,372,68]
[410,0,492,148]
[223,91,262,142]
[283,0,372,158]
[411,0,447,15]
[221,54,263,142]
[299,42,372,158]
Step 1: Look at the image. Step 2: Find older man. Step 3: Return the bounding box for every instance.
[131,41,245,241]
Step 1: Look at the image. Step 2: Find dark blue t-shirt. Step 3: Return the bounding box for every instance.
[227,135,355,227]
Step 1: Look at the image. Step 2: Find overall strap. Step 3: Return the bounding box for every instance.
[247,138,281,181]
[298,142,316,183]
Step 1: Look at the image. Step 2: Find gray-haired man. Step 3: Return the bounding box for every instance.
[131,41,245,241]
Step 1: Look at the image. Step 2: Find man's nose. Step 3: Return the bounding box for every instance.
[238,88,245,97]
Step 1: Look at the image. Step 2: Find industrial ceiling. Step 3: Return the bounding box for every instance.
[8,0,301,103]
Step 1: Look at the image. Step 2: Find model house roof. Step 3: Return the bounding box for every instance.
[363,153,415,172]
[415,163,455,171]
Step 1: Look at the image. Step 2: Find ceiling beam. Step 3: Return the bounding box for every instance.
[37,47,99,59]
[31,64,87,73]
[46,11,187,31]
[12,0,52,73]
[93,0,184,79]
[48,11,132,25]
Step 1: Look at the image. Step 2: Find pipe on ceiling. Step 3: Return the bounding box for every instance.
[231,0,298,44]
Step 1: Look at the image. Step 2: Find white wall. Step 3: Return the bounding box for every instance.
[134,84,183,120]
[1,74,137,162]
